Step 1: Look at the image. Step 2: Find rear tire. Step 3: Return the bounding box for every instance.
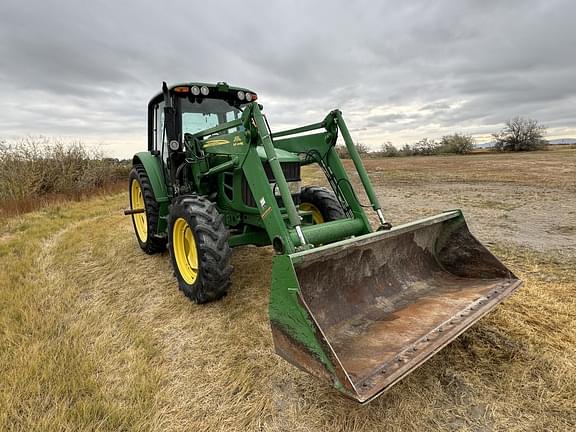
[129,165,167,254]
[168,195,233,303]
[300,186,346,224]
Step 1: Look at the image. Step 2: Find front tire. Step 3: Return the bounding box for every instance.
[299,186,346,224]
[129,165,167,254]
[168,195,233,303]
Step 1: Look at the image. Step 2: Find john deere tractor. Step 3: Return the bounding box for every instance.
[127,82,521,403]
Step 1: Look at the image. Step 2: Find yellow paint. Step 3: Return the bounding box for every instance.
[172,217,199,285]
[130,179,148,241]
[300,203,324,224]
[204,139,230,148]
[262,206,272,219]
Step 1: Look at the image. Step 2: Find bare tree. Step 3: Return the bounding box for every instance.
[493,117,547,151]
[355,142,370,155]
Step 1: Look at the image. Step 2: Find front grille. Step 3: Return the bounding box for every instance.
[263,162,301,182]
[242,161,301,207]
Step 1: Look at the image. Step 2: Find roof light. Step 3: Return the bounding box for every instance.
[200,86,209,96]
[246,92,257,102]
[237,91,245,101]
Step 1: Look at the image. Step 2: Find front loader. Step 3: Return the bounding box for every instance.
[126,82,522,403]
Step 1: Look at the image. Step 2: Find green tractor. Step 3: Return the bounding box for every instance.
[126,82,522,403]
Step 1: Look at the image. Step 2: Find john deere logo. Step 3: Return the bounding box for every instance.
[233,136,243,146]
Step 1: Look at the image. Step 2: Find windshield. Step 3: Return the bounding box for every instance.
[179,98,243,135]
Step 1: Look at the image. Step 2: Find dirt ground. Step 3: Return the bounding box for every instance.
[1,148,574,431]
[321,149,576,259]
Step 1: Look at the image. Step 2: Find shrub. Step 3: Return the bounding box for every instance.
[439,134,475,154]
[400,144,415,156]
[335,142,370,159]
[0,137,130,202]
[376,142,399,157]
[411,138,439,156]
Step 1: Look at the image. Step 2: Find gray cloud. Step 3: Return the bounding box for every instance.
[0,0,575,157]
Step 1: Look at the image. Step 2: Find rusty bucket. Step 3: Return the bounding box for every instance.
[269,210,522,403]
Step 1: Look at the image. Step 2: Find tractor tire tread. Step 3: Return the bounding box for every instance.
[300,186,346,221]
[169,194,233,303]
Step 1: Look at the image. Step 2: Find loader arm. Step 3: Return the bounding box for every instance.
[245,104,388,253]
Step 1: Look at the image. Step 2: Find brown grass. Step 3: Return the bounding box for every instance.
[0,150,575,431]
[358,147,576,191]
[0,181,127,221]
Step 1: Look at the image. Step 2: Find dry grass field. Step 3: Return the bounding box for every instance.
[1,148,575,431]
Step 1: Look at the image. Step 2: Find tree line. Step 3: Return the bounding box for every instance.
[338,117,548,158]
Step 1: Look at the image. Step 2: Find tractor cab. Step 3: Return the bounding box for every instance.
[147,82,257,155]
[146,82,302,216]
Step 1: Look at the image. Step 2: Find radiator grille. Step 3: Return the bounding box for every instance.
[242,162,301,208]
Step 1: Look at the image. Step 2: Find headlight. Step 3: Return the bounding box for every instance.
[200,86,209,96]
[191,86,200,96]
[245,92,257,102]
[237,91,245,100]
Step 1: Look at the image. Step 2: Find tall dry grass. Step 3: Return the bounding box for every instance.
[0,137,130,218]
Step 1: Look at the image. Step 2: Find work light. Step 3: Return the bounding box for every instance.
[200,86,209,96]
[191,86,200,96]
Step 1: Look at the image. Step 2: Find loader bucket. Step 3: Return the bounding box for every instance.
[269,210,522,403]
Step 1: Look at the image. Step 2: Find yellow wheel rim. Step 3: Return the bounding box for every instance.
[173,218,199,285]
[130,179,147,242]
[300,203,324,224]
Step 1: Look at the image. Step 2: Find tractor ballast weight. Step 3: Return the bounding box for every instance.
[128,82,522,403]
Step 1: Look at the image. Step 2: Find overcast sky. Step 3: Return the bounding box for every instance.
[1,0,575,158]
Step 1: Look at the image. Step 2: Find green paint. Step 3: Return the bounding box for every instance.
[132,151,169,233]
[132,152,168,203]
[269,255,337,375]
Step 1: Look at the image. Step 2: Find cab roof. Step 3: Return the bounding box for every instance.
[148,82,256,106]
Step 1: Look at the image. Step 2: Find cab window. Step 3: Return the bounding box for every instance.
[179,98,242,136]
[154,101,166,152]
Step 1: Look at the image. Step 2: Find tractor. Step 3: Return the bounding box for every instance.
[126,82,522,403]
